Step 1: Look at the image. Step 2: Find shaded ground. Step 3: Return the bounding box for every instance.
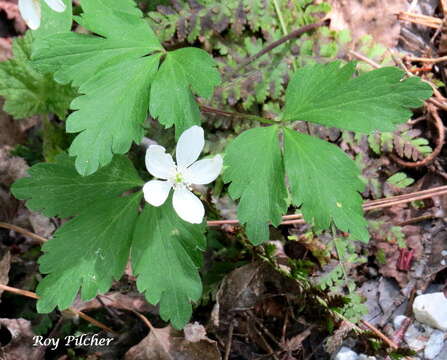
[0,0,447,359]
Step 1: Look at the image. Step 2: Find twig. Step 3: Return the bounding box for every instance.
[249,318,280,360]
[349,50,381,69]
[223,320,234,360]
[235,20,328,71]
[360,320,398,350]
[0,222,48,243]
[207,185,447,227]
[405,55,447,63]
[390,104,445,167]
[397,214,435,226]
[398,12,442,29]
[391,317,412,346]
[96,295,125,327]
[200,104,276,125]
[0,284,117,334]
[248,311,282,347]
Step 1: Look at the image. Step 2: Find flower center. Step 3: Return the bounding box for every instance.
[174,172,184,184]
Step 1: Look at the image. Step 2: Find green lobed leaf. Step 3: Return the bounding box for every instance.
[283,128,369,242]
[32,0,164,175]
[33,0,72,40]
[150,47,221,137]
[36,193,141,313]
[32,0,163,86]
[32,0,220,175]
[283,61,432,133]
[0,33,75,119]
[223,126,288,245]
[12,154,143,218]
[67,55,160,175]
[132,201,206,329]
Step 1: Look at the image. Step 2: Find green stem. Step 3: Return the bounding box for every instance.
[272,0,288,37]
[271,0,297,71]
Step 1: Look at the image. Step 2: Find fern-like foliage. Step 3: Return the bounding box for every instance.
[368,124,432,160]
[149,0,341,116]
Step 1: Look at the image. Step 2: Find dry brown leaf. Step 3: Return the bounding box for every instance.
[323,0,408,47]
[124,325,220,360]
[0,318,42,360]
[72,291,157,315]
[0,1,27,33]
[0,104,25,147]
[0,147,28,187]
[0,248,11,297]
[0,37,12,61]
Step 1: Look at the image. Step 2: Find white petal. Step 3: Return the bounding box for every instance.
[176,126,205,168]
[145,145,176,180]
[185,155,223,185]
[143,180,171,207]
[172,187,205,224]
[19,0,41,30]
[44,0,66,12]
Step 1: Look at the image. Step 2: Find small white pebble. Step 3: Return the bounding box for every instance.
[441,250,447,257]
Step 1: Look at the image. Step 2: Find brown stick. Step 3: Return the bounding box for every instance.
[390,104,445,168]
[207,185,447,226]
[0,222,48,243]
[235,20,328,71]
[405,55,447,64]
[398,12,442,29]
[0,284,117,334]
[360,320,398,350]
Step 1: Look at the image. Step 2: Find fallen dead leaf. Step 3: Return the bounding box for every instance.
[322,0,408,47]
[0,37,12,61]
[0,0,27,33]
[124,325,220,360]
[0,147,28,187]
[0,104,25,148]
[0,248,10,297]
[0,318,42,360]
[72,291,157,315]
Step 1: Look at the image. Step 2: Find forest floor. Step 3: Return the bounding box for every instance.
[1,0,447,359]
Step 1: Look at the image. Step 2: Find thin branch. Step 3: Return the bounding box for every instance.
[390,104,445,167]
[200,104,277,125]
[405,55,447,63]
[207,185,447,227]
[349,50,381,69]
[235,20,328,71]
[0,284,117,334]
[397,11,442,29]
[0,222,48,243]
[360,320,398,350]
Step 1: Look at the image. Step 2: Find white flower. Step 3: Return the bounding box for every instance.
[143,126,223,224]
[18,0,66,30]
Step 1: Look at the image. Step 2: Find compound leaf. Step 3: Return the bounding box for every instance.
[132,201,206,329]
[284,129,368,242]
[0,33,74,119]
[283,62,432,133]
[67,55,160,175]
[32,0,164,175]
[11,154,143,218]
[36,193,141,313]
[223,126,288,245]
[150,47,221,136]
[33,0,163,86]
